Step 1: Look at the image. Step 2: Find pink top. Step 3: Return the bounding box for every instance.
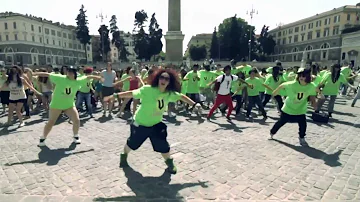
[129,77,139,90]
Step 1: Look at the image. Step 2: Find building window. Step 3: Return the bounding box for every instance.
[78,44,81,49]
[32,36,35,42]
[316,30,321,38]
[277,32,281,37]
[57,31,61,37]
[323,28,330,37]
[4,22,8,30]
[45,28,49,34]
[320,43,330,60]
[51,30,55,36]
[13,22,16,29]
[64,42,67,47]
[39,37,42,43]
[307,31,313,40]
[334,15,340,23]
[294,27,299,32]
[342,52,346,60]
[288,28,293,34]
[46,38,49,44]
[347,14,351,21]
[294,35,299,42]
[282,38,286,45]
[301,25,306,31]
[14,34,18,40]
[308,23,313,29]
[58,41,61,46]
[301,34,305,41]
[276,39,280,45]
[315,21,321,27]
[63,33,67,38]
[53,40,55,45]
[38,26,41,33]
[282,30,287,35]
[69,43,72,48]
[288,36,292,43]
[324,18,331,25]
[6,35,9,41]
[333,26,339,35]
[68,34,71,39]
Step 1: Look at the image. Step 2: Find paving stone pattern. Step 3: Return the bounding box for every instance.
[0,97,360,201]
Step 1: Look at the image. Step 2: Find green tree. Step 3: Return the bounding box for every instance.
[218,15,255,61]
[75,5,91,62]
[109,15,128,61]
[257,25,276,57]
[148,13,163,61]
[189,45,207,61]
[209,27,219,59]
[133,10,149,61]
[98,25,111,62]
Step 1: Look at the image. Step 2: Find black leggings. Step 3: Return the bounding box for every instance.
[263,94,284,110]
[270,112,307,138]
[24,89,30,116]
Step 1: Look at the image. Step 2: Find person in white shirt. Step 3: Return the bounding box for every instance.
[207,65,238,120]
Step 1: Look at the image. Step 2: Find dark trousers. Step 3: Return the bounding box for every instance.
[246,95,266,117]
[263,94,284,110]
[125,98,133,111]
[220,94,243,114]
[270,112,307,138]
[186,93,204,110]
[24,89,30,116]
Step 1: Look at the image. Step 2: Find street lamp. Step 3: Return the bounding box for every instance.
[247,6,258,62]
[96,12,107,62]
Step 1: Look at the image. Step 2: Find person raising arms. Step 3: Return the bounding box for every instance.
[116,68,197,174]
[33,66,100,147]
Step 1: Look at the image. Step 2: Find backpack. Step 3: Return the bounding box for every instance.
[213,75,233,92]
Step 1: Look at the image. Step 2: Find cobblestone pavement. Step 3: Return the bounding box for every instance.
[0,96,360,202]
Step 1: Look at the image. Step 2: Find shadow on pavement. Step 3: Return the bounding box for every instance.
[210,119,252,133]
[4,143,94,166]
[93,166,208,202]
[163,116,183,126]
[272,139,343,167]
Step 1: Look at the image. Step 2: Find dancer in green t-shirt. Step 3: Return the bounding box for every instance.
[33,66,100,147]
[270,68,323,147]
[116,69,197,174]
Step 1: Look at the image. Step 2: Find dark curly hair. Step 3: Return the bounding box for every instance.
[6,66,23,87]
[150,69,181,93]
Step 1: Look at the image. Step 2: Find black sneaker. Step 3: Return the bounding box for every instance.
[328,112,332,118]
[119,153,129,168]
[351,103,355,107]
[165,158,177,174]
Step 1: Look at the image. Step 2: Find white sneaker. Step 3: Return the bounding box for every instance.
[270,133,274,139]
[168,111,176,117]
[299,138,308,147]
[73,135,81,144]
[38,139,46,147]
[19,122,25,127]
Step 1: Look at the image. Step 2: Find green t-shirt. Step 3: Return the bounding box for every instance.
[312,75,323,86]
[319,70,328,77]
[50,74,88,110]
[236,65,252,76]
[231,80,246,95]
[281,81,317,115]
[211,70,223,76]
[132,85,182,127]
[264,75,284,95]
[245,77,262,96]
[79,78,93,93]
[184,71,200,94]
[287,72,297,81]
[341,67,351,78]
[321,72,347,96]
[181,80,188,94]
[121,74,130,91]
[199,70,216,88]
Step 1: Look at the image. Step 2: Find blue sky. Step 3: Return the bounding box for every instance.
[2,0,360,52]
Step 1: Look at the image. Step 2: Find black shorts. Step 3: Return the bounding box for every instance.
[102,86,114,97]
[127,122,170,153]
[9,99,27,104]
[186,93,200,103]
[0,91,10,105]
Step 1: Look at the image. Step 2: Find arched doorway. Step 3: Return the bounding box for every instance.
[320,43,330,60]
[292,47,299,61]
[45,49,53,64]
[305,45,313,60]
[30,48,39,65]
[5,47,14,64]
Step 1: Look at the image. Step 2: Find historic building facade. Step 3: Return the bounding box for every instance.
[341,30,360,67]
[269,5,360,62]
[0,12,92,66]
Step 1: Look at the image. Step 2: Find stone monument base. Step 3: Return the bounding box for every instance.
[165,31,185,62]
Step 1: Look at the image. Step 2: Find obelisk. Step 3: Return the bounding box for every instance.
[165,0,185,62]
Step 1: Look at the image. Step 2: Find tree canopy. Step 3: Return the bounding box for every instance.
[75,4,91,63]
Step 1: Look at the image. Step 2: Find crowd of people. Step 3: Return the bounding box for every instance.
[0,59,359,174]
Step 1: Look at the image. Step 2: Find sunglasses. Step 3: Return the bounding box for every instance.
[159,75,170,81]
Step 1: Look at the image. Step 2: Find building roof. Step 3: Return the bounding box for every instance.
[269,5,360,32]
[0,11,76,30]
